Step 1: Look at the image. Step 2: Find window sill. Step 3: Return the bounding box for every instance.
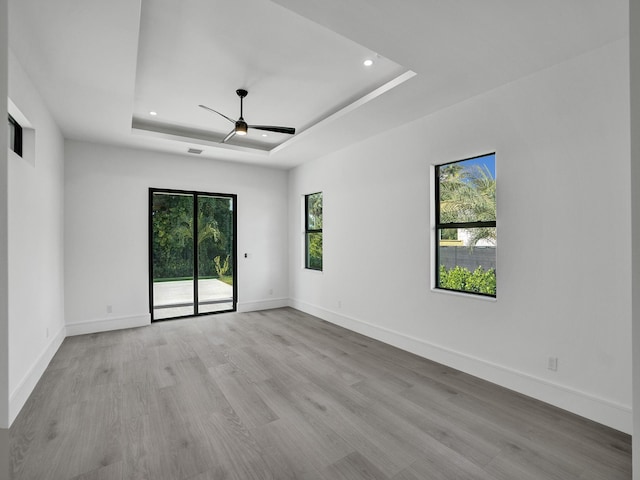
[431,287,497,302]
[303,267,324,274]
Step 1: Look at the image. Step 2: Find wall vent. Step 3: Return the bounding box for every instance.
[188,148,203,154]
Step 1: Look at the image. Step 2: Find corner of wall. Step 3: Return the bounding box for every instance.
[0,0,10,432]
[237,297,290,313]
[629,1,640,477]
[66,313,150,337]
[9,325,65,425]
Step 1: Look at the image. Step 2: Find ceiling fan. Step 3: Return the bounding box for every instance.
[199,89,296,143]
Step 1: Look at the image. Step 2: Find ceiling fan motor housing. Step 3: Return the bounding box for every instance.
[235,120,248,135]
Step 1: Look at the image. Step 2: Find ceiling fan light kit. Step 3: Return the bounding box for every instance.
[199,89,295,143]
[235,121,248,135]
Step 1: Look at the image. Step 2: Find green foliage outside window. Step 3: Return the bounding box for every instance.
[213,255,230,277]
[152,193,233,280]
[437,154,496,296]
[305,192,323,270]
[439,265,496,295]
[438,162,496,245]
[307,233,322,270]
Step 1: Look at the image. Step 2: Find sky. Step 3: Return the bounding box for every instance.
[454,152,496,179]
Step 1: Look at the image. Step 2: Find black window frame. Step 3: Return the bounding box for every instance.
[435,153,496,298]
[305,192,323,271]
[8,114,22,157]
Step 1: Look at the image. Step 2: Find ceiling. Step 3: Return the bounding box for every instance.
[8,0,628,169]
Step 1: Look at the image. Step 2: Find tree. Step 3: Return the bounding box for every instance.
[171,211,221,248]
[437,160,496,295]
[152,194,194,278]
[151,194,231,279]
[306,193,323,270]
[439,164,495,246]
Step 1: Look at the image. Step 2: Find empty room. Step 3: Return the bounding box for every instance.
[2,0,640,479]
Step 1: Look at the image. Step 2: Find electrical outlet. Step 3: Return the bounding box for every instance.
[268,288,273,296]
[106,305,113,314]
[337,300,342,308]
[46,328,49,338]
[547,356,558,371]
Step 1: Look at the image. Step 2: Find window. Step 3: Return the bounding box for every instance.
[435,153,496,296]
[8,114,22,157]
[305,192,323,270]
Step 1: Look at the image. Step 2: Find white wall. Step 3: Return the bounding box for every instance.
[0,6,10,479]
[64,141,289,333]
[7,50,65,425]
[630,0,640,475]
[289,39,632,433]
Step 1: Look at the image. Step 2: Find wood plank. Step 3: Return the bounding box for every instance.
[214,368,279,428]
[322,451,389,480]
[9,308,631,480]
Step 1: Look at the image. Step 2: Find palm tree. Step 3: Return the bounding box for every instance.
[172,211,222,246]
[439,164,495,246]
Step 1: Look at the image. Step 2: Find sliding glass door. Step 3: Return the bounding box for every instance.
[196,194,236,314]
[149,189,237,321]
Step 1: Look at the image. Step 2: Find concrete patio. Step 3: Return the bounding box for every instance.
[153,278,233,319]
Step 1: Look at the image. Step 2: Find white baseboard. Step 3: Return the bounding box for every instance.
[289,298,632,434]
[9,325,66,425]
[237,297,289,313]
[66,313,150,337]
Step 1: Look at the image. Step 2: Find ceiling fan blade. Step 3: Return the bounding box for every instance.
[199,104,235,124]
[221,128,236,144]
[248,125,296,135]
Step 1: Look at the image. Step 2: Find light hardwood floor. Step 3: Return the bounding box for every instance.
[10,308,631,479]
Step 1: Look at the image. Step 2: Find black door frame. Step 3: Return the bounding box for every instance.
[148,188,238,321]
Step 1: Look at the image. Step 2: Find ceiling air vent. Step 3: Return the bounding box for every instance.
[188,148,203,155]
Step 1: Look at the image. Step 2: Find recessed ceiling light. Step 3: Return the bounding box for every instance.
[363,59,374,67]
[262,133,268,137]
[149,111,157,116]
